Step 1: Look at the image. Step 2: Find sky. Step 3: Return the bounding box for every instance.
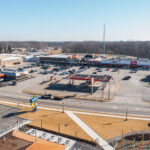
[0,0,150,41]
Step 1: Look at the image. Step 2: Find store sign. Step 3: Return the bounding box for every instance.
[131,61,137,65]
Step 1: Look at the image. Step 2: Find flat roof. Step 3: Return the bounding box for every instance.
[0,136,32,150]
[68,74,112,82]
[40,54,70,59]
[13,130,65,150]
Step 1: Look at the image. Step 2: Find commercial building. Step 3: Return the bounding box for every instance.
[100,57,150,68]
[40,54,80,65]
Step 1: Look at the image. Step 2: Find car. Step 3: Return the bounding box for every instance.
[41,70,48,74]
[93,72,97,74]
[41,94,51,99]
[96,67,101,70]
[12,81,17,86]
[130,70,136,73]
[62,71,69,75]
[112,69,118,72]
[106,68,110,71]
[122,76,131,80]
[53,68,60,72]
[49,70,54,74]
[29,69,37,73]
[29,70,34,73]
[76,70,81,73]
[60,72,64,75]
[42,66,49,69]
[68,70,74,74]
[53,96,63,100]
[18,67,23,70]
[98,69,102,72]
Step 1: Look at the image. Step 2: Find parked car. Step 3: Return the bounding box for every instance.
[53,68,60,72]
[93,72,97,74]
[42,66,49,69]
[106,68,110,71]
[40,70,48,74]
[112,69,118,72]
[41,94,51,99]
[49,70,54,74]
[122,76,131,80]
[29,70,34,73]
[53,96,63,100]
[12,81,17,86]
[98,69,102,72]
[130,70,136,73]
[18,67,23,71]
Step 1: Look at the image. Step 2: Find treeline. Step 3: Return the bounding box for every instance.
[0,41,67,50]
[62,41,150,58]
[0,41,150,58]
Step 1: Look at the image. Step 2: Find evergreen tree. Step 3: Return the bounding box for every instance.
[8,45,12,53]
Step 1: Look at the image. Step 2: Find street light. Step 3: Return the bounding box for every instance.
[125,108,128,121]
[62,99,64,113]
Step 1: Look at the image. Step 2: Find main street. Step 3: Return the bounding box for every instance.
[0,95,150,117]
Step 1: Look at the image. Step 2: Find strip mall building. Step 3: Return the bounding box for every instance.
[100,57,150,68]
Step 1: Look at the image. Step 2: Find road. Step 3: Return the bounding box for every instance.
[0,95,150,117]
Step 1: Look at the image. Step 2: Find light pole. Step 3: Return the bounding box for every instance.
[62,99,64,113]
[108,82,110,100]
[125,108,128,121]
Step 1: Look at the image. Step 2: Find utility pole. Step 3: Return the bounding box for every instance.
[108,82,110,100]
[103,24,106,57]
[91,78,94,94]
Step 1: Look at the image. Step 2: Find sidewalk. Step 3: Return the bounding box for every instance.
[66,111,115,150]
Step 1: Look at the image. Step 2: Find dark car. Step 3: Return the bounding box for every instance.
[112,69,118,72]
[29,70,34,73]
[41,94,51,99]
[12,81,17,86]
[42,66,49,69]
[53,96,63,101]
[18,68,23,71]
[122,76,131,80]
[93,72,97,74]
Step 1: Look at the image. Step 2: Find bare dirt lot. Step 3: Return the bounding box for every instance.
[76,113,150,140]
[18,107,92,141]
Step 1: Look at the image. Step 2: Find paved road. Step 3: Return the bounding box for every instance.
[0,95,150,117]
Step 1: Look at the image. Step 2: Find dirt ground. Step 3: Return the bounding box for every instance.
[18,107,92,141]
[76,113,150,140]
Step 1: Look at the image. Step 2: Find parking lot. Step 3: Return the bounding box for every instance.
[0,63,150,106]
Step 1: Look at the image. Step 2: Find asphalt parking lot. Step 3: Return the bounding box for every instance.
[1,63,150,106]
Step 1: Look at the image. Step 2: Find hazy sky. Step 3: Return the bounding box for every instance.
[0,0,150,41]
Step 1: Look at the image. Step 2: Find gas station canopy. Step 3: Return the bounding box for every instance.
[68,74,112,82]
